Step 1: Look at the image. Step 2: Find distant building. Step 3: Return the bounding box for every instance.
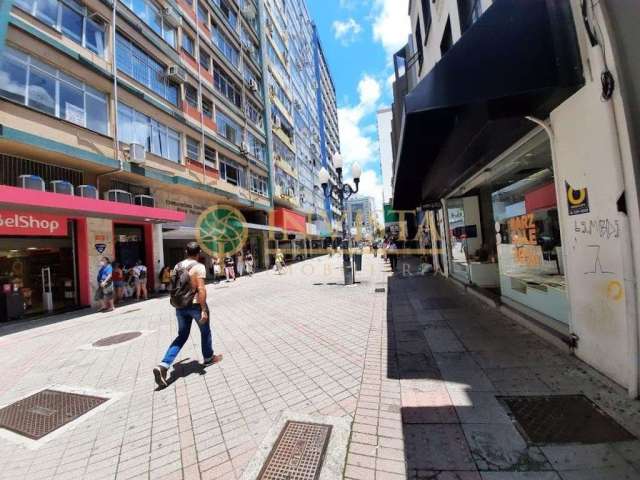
[376,108,394,206]
[346,196,376,241]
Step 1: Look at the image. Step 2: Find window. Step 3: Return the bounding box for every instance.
[182,32,194,56]
[185,84,198,108]
[199,48,210,71]
[116,33,179,105]
[15,0,105,56]
[186,136,200,161]
[0,47,108,134]
[440,19,453,57]
[202,96,213,118]
[250,173,268,196]
[414,19,423,72]
[212,25,239,68]
[421,0,432,43]
[204,145,216,168]
[219,156,244,186]
[197,2,208,24]
[213,62,242,108]
[247,131,266,164]
[118,102,181,162]
[245,99,262,126]
[215,110,242,145]
[213,0,237,29]
[457,0,482,34]
[120,0,177,47]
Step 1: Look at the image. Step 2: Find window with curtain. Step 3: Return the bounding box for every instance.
[15,0,106,56]
[213,62,242,108]
[215,110,242,145]
[186,136,200,161]
[117,102,181,162]
[0,46,108,134]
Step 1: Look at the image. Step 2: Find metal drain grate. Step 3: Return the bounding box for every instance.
[0,389,108,440]
[257,421,332,480]
[92,331,142,347]
[500,395,636,445]
[375,288,386,293]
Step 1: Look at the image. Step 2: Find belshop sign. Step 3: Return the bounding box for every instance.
[0,211,68,236]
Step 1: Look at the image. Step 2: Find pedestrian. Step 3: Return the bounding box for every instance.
[327,244,333,257]
[244,250,254,276]
[112,262,125,304]
[389,239,399,271]
[372,242,379,258]
[132,260,148,300]
[224,254,236,282]
[275,249,285,274]
[159,265,172,293]
[211,255,222,283]
[95,256,114,312]
[153,242,223,388]
[236,250,244,277]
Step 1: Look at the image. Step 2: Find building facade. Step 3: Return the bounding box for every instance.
[346,196,376,242]
[0,0,338,319]
[391,0,640,397]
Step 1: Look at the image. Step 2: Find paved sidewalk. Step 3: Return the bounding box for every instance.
[0,255,639,480]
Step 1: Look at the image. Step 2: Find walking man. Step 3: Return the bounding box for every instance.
[389,239,399,271]
[153,242,223,388]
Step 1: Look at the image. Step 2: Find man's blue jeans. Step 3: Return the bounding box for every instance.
[160,305,213,368]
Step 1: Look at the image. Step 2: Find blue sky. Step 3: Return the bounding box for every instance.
[307,0,410,214]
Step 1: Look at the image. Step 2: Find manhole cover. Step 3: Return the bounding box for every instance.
[375,288,386,293]
[92,331,142,347]
[0,389,108,440]
[500,395,636,445]
[258,421,332,480]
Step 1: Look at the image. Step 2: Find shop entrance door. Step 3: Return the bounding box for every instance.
[114,224,145,269]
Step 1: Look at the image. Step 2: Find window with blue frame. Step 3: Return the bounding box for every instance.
[213,62,242,108]
[212,25,239,68]
[219,155,245,186]
[212,0,237,29]
[0,46,109,135]
[247,131,266,164]
[116,33,179,105]
[120,0,176,47]
[118,102,181,162]
[14,0,106,56]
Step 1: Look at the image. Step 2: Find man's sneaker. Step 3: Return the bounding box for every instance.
[153,366,168,388]
[203,354,224,367]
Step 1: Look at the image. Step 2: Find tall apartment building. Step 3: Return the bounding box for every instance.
[0,0,338,318]
[261,0,341,257]
[346,196,376,241]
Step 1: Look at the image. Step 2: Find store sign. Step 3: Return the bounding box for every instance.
[508,214,541,267]
[0,211,68,236]
[95,243,107,254]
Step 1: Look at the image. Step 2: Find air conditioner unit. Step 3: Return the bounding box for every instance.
[50,180,74,195]
[294,100,301,110]
[165,65,187,83]
[242,3,256,19]
[18,174,45,191]
[76,184,98,199]
[134,194,155,207]
[240,142,250,155]
[162,6,181,27]
[274,117,282,129]
[248,78,258,92]
[105,189,132,204]
[125,143,145,165]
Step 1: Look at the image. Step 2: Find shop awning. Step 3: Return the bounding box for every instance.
[393,0,584,209]
[162,223,283,240]
[0,185,186,223]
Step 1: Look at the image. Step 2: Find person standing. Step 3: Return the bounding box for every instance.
[275,249,285,274]
[236,251,244,277]
[95,257,114,312]
[211,255,222,283]
[132,260,148,300]
[112,262,125,304]
[372,242,379,258]
[159,265,172,293]
[389,239,399,271]
[224,254,236,282]
[153,242,223,388]
[244,250,254,276]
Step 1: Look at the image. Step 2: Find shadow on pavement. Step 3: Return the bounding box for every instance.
[159,359,206,390]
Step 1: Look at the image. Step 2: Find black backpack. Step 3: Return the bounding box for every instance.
[169,261,197,308]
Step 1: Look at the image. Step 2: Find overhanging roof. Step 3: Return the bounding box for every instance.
[393,0,584,209]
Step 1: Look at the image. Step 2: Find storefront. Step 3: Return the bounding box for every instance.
[444,129,569,327]
[0,185,184,320]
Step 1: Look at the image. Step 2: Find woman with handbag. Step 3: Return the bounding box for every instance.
[95,256,115,312]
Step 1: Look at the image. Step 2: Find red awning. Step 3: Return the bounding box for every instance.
[273,207,306,234]
[0,185,185,223]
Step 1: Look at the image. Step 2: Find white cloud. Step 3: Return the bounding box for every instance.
[371,0,411,58]
[332,18,362,45]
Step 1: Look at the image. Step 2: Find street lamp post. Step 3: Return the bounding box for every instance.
[318,153,362,286]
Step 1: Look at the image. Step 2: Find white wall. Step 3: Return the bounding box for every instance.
[376,109,394,205]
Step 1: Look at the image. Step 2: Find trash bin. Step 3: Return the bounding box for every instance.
[354,253,363,271]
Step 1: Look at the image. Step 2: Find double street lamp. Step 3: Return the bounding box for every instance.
[318,153,362,286]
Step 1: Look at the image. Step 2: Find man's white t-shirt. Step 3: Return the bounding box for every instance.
[173,259,206,304]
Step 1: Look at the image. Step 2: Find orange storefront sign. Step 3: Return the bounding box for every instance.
[273,208,306,234]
